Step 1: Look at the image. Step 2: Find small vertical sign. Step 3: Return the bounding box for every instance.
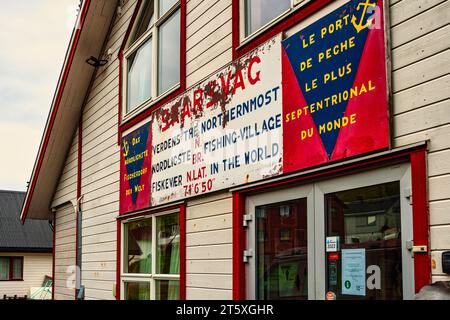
[120,122,152,214]
[342,249,366,296]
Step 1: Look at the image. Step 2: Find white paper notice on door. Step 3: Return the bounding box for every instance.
[342,249,366,296]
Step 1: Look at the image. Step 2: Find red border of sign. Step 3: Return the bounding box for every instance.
[115,203,186,300]
[117,0,187,143]
[232,144,431,299]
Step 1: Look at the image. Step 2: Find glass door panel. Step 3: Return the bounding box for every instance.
[246,185,314,300]
[325,181,403,300]
[256,199,308,300]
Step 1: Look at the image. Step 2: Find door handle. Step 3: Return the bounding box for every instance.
[406,240,427,256]
[412,246,427,253]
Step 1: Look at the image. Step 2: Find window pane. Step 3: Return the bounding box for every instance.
[156,213,180,274]
[159,0,178,17]
[127,39,152,112]
[126,219,152,274]
[256,199,308,300]
[325,181,403,300]
[124,282,150,300]
[132,0,155,42]
[245,0,291,36]
[156,280,179,300]
[0,258,9,280]
[12,258,22,280]
[158,9,180,95]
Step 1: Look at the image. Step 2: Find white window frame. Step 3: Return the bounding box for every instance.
[120,209,180,300]
[122,0,181,121]
[239,0,312,46]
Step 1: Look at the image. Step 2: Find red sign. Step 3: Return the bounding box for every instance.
[328,252,340,261]
[120,122,152,214]
[282,0,389,173]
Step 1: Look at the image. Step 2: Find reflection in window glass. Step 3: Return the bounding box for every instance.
[159,0,178,17]
[325,181,403,300]
[256,199,308,300]
[0,258,9,280]
[132,0,155,42]
[12,258,22,280]
[125,282,150,300]
[245,0,291,36]
[156,280,180,300]
[126,219,152,274]
[156,213,180,274]
[127,39,152,112]
[158,9,180,95]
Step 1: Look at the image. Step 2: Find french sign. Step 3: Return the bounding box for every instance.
[282,0,389,172]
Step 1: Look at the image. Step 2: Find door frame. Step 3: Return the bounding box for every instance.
[232,143,430,300]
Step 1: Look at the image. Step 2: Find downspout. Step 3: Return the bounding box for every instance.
[76,115,84,300]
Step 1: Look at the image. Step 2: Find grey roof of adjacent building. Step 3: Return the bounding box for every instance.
[0,190,52,252]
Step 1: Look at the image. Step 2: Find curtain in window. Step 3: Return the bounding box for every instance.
[156,213,180,300]
[126,282,150,300]
[128,220,152,274]
[0,258,9,280]
[127,39,152,112]
[168,239,180,300]
[156,214,179,275]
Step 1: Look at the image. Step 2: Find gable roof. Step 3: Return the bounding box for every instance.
[0,190,52,252]
[20,0,118,223]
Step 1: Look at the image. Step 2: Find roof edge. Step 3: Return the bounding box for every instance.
[0,248,53,254]
[20,0,92,224]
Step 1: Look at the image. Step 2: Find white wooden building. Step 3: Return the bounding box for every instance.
[0,191,52,299]
[21,0,450,300]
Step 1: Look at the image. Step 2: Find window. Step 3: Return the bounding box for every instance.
[0,257,23,281]
[121,212,180,300]
[242,0,311,39]
[124,0,181,115]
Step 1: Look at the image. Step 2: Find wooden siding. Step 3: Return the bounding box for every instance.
[0,253,52,298]
[184,3,234,299]
[186,0,233,86]
[51,130,78,208]
[390,0,450,282]
[54,204,76,300]
[186,192,233,300]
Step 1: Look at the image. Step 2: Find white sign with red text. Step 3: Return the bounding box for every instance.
[150,36,283,206]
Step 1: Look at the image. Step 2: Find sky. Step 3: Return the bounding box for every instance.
[0,0,80,191]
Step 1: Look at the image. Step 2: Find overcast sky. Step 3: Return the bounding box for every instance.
[0,0,80,191]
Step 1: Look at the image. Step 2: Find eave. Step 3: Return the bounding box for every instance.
[20,0,118,223]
